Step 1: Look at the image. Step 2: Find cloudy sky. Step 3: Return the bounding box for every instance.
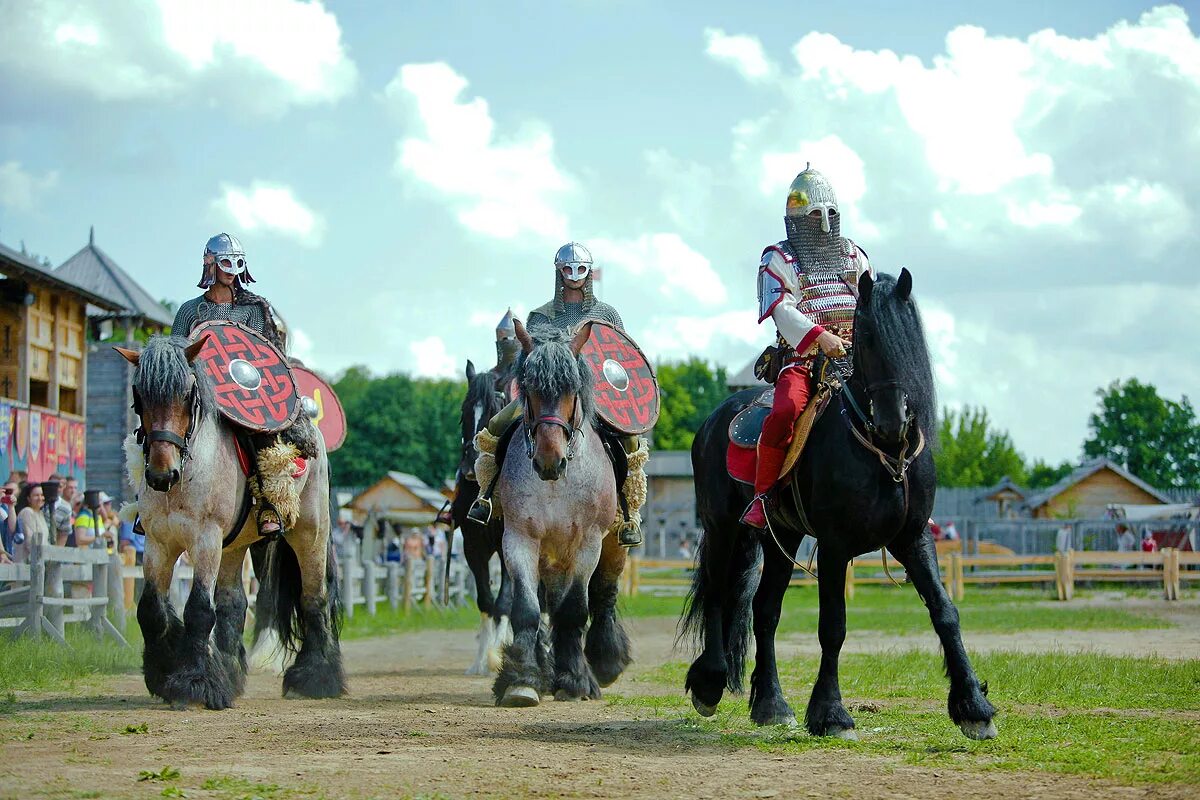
[0,0,1197,465]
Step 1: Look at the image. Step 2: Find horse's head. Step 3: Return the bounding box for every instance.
[851,268,935,447]
[116,335,211,492]
[459,359,504,482]
[515,319,594,482]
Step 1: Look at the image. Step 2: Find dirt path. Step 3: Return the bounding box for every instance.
[0,615,1195,800]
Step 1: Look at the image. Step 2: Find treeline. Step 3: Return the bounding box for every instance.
[329,359,1200,493]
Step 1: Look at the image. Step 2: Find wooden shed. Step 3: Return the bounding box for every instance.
[644,450,698,557]
[0,240,124,483]
[1024,459,1171,519]
[54,228,173,502]
[346,471,446,527]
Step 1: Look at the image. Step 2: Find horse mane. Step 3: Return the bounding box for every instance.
[135,335,217,417]
[461,367,504,440]
[861,272,937,443]
[515,325,595,425]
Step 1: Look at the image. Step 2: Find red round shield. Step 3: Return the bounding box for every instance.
[578,322,660,435]
[293,366,347,452]
[191,321,299,433]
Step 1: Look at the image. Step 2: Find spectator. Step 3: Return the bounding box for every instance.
[403,531,424,564]
[928,519,943,540]
[332,517,351,551]
[12,483,50,562]
[1141,529,1158,553]
[942,520,959,541]
[72,493,115,550]
[0,479,18,556]
[1116,524,1136,553]
[46,474,72,546]
[384,535,402,563]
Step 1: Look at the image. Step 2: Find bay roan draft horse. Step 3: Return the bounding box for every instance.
[449,358,511,675]
[118,335,346,709]
[492,320,632,706]
[682,270,997,740]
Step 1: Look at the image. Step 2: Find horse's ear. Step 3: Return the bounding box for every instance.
[514,318,534,354]
[183,334,210,363]
[113,346,140,366]
[465,359,476,381]
[858,271,875,306]
[570,322,594,356]
[896,267,913,301]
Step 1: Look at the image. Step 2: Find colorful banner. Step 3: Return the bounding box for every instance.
[0,404,85,483]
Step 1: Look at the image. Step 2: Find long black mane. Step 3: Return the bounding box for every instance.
[461,367,504,445]
[516,326,595,425]
[857,272,937,442]
[134,335,216,417]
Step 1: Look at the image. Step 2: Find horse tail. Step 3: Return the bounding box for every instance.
[680,394,762,694]
[325,465,343,642]
[260,537,304,655]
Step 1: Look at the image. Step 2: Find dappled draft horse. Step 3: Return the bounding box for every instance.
[118,335,346,709]
[492,321,632,706]
[448,358,512,675]
[682,270,997,740]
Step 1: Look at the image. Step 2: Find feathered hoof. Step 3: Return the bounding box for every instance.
[500,685,540,707]
[755,713,798,728]
[691,695,718,717]
[828,726,859,741]
[959,719,998,740]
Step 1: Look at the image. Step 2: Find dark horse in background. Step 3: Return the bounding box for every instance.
[448,359,512,674]
[682,270,996,740]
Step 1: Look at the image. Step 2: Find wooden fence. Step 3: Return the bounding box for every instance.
[626,548,1197,602]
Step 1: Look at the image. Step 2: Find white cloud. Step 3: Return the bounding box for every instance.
[641,310,762,362]
[0,162,60,210]
[0,0,356,111]
[589,233,727,306]
[213,182,325,246]
[758,135,880,240]
[289,326,315,364]
[704,28,773,81]
[410,335,456,378]
[386,62,573,241]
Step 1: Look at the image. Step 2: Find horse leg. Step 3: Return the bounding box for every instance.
[163,530,236,710]
[585,533,632,688]
[212,545,250,697]
[749,533,800,726]
[281,532,347,699]
[493,531,548,706]
[138,537,185,702]
[550,576,600,701]
[888,528,997,740]
[805,548,856,738]
[464,526,498,676]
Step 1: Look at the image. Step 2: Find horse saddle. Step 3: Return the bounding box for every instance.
[726,362,843,486]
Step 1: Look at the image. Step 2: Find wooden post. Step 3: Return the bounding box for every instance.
[24,534,46,640]
[629,554,640,597]
[403,557,415,612]
[341,538,356,619]
[363,560,377,616]
[844,560,855,601]
[1163,548,1178,601]
[424,555,435,609]
[956,552,965,602]
[44,554,64,637]
[89,544,107,638]
[386,562,401,610]
[107,548,125,631]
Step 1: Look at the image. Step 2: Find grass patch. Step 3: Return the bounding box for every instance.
[339,602,480,640]
[0,626,142,694]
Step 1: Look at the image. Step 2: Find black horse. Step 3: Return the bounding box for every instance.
[682,270,997,740]
[449,359,512,674]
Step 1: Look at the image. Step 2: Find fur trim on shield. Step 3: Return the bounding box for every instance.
[118,501,140,524]
[124,432,144,492]
[252,441,302,529]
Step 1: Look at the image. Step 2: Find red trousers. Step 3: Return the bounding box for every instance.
[755,366,811,495]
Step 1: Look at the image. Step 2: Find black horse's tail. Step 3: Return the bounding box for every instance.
[680,397,762,694]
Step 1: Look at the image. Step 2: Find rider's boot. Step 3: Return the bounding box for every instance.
[740,444,786,530]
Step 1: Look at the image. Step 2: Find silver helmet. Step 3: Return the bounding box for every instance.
[554,242,593,281]
[784,164,840,254]
[198,232,256,288]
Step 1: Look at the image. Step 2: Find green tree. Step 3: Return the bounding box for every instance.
[1083,378,1200,489]
[934,406,1028,487]
[652,358,728,451]
[1026,458,1074,489]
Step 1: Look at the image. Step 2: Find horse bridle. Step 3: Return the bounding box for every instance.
[523,395,583,461]
[133,382,203,488]
[840,373,926,484]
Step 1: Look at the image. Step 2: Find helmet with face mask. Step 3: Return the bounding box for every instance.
[197,232,256,289]
[529,241,623,331]
[783,165,847,271]
[554,242,593,281]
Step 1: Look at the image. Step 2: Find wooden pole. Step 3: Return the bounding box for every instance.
[44,555,64,636]
[843,560,855,601]
[341,537,356,619]
[403,557,415,612]
[386,562,401,611]
[423,555,435,609]
[363,561,377,616]
[24,533,46,640]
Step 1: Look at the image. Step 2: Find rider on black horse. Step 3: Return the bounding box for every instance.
[742,165,874,530]
[466,242,647,548]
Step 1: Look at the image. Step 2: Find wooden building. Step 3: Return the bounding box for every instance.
[54,229,173,502]
[0,240,123,483]
[644,450,699,556]
[346,471,446,527]
[1023,458,1171,519]
[977,477,1027,520]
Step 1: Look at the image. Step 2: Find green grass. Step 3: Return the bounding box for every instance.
[339,602,481,640]
[610,650,1200,784]
[0,625,142,694]
[621,585,1173,634]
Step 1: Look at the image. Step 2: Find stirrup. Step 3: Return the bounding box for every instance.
[466,496,493,525]
[740,495,769,531]
[617,519,642,548]
[257,505,283,537]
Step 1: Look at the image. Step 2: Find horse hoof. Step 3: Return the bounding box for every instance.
[828,726,858,741]
[755,714,798,728]
[501,686,540,708]
[691,696,717,718]
[960,719,998,740]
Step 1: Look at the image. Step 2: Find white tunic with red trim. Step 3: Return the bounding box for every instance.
[756,239,873,366]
